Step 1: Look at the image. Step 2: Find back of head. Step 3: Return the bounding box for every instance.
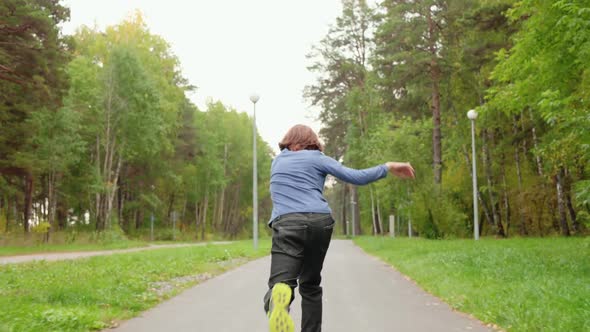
[279,125,324,152]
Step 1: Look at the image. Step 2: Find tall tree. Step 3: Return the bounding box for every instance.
[305,0,376,233]
[0,0,71,232]
[487,0,590,235]
[373,0,446,184]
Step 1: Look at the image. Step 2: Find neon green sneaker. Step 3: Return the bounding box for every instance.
[268,283,294,332]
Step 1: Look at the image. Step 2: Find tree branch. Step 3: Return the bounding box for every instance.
[0,23,33,34]
[0,72,26,85]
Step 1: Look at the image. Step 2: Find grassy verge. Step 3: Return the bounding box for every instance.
[0,241,148,257]
[0,230,151,257]
[354,236,589,332]
[0,240,270,332]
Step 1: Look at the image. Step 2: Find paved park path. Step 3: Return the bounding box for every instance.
[112,240,493,332]
[0,242,229,264]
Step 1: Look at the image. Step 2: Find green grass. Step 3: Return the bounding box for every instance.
[0,241,148,257]
[0,230,151,256]
[0,240,270,332]
[354,236,590,332]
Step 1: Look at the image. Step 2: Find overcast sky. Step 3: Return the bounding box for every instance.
[60,0,348,153]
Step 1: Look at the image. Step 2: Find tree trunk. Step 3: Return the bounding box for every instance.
[97,70,119,231]
[227,185,241,236]
[195,201,200,239]
[448,86,494,228]
[3,196,9,233]
[57,199,67,230]
[566,193,580,233]
[23,174,33,233]
[223,186,237,234]
[218,188,226,231]
[104,153,122,229]
[512,117,527,235]
[180,198,187,226]
[47,172,55,230]
[51,174,58,230]
[461,142,494,226]
[95,135,101,229]
[536,200,545,237]
[528,108,544,177]
[201,192,209,240]
[428,9,442,185]
[562,168,580,234]
[527,109,552,235]
[8,196,15,232]
[377,194,383,235]
[555,168,571,236]
[232,195,242,237]
[351,185,361,235]
[519,110,528,156]
[370,186,377,235]
[550,199,561,234]
[212,190,220,232]
[340,183,348,235]
[482,129,505,237]
[219,143,228,230]
[118,180,125,230]
[135,208,143,230]
[12,198,18,232]
[40,194,45,224]
[501,167,511,237]
[514,143,526,234]
[167,193,175,226]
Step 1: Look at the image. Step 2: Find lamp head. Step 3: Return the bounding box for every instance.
[249,94,260,104]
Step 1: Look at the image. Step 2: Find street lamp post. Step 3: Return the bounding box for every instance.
[350,195,356,237]
[467,109,479,240]
[150,185,155,242]
[172,211,176,241]
[250,93,260,250]
[150,213,154,242]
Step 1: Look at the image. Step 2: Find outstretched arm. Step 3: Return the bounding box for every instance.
[320,156,415,185]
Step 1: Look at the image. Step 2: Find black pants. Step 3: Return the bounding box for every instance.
[264,213,334,332]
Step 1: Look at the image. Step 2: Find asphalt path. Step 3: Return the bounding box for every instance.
[112,240,493,331]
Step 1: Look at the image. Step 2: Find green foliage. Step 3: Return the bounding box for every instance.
[106,46,164,161]
[29,106,85,174]
[31,222,50,234]
[153,228,176,241]
[93,225,128,245]
[1,8,273,239]
[3,0,588,240]
[0,0,71,169]
[35,308,108,331]
[356,237,590,332]
[575,180,590,209]
[309,0,587,237]
[488,0,590,173]
[0,241,270,331]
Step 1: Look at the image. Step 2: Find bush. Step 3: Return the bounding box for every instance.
[89,224,129,244]
[154,229,175,241]
[409,186,468,239]
[0,213,6,234]
[65,229,78,244]
[31,222,51,234]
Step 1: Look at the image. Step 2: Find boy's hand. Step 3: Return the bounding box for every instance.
[386,162,415,179]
